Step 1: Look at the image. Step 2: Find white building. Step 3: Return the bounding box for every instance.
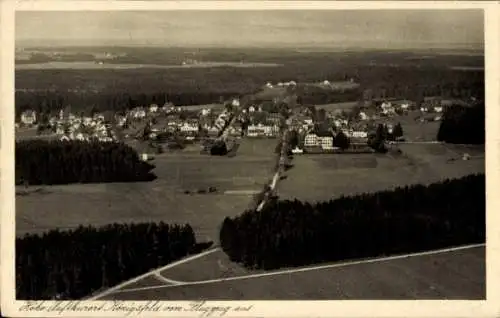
[100,136,114,143]
[180,123,199,133]
[351,131,368,138]
[20,110,37,125]
[132,108,147,119]
[149,104,159,113]
[263,125,279,136]
[215,118,226,130]
[207,126,219,136]
[75,133,87,141]
[318,136,334,149]
[304,133,319,147]
[83,117,93,126]
[303,118,313,125]
[381,102,392,109]
[247,124,266,137]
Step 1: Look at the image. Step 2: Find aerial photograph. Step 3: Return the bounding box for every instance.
[14,9,485,301]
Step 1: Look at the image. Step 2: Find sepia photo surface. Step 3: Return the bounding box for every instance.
[2,1,499,317]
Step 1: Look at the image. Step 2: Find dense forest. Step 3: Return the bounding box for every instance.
[437,103,485,144]
[15,140,156,185]
[15,54,484,116]
[16,222,197,299]
[220,173,485,270]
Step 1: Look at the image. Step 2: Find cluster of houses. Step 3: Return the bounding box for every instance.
[264,81,297,89]
[17,108,115,142]
[56,110,115,142]
[19,110,37,126]
[285,106,373,153]
[247,123,280,138]
[134,98,242,142]
[376,99,444,120]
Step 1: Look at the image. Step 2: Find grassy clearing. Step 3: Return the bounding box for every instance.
[16,151,274,243]
[374,112,441,142]
[160,249,255,282]
[237,138,277,159]
[253,87,287,101]
[315,101,359,110]
[279,144,484,202]
[106,246,485,300]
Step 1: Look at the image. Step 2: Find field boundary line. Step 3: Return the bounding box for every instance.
[153,273,184,285]
[86,247,220,300]
[111,243,485,295]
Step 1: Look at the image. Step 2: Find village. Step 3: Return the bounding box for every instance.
[16,79,455,159]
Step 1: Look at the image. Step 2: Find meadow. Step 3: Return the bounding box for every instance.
[278,143,484,202]
[16,139,277,243]
[105,245,485,300]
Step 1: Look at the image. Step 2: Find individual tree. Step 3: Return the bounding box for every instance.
[368,124,388,153]
[288,130,299,149]
[392,123,404,139]
[210,141,228,156]
[333,131,350,150]
[317,109,327,122]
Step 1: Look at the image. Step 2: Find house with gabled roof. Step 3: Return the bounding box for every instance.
[20,110,37,125]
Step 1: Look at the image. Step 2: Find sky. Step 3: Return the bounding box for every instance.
[16,10,484,49]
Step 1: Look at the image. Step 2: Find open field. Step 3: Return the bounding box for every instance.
[237,137,277,159]
[16,140,277,242]
[15,61,283,70]
[253,87,287,101]
[450,66,485,71]
[278,143,484,202]
[375,112,441,142]
[15,127,38,140]
[315,101,359,110]
[15,127,60,141]
[180,104,222,111]
[97,244,485,300]
[307,81,361,91]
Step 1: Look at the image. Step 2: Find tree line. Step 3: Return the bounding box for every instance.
[16,222,197,300]
[219,173,485,270]
[437,103,485,144]
[16,140,156,185]
[15,91,241,120]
